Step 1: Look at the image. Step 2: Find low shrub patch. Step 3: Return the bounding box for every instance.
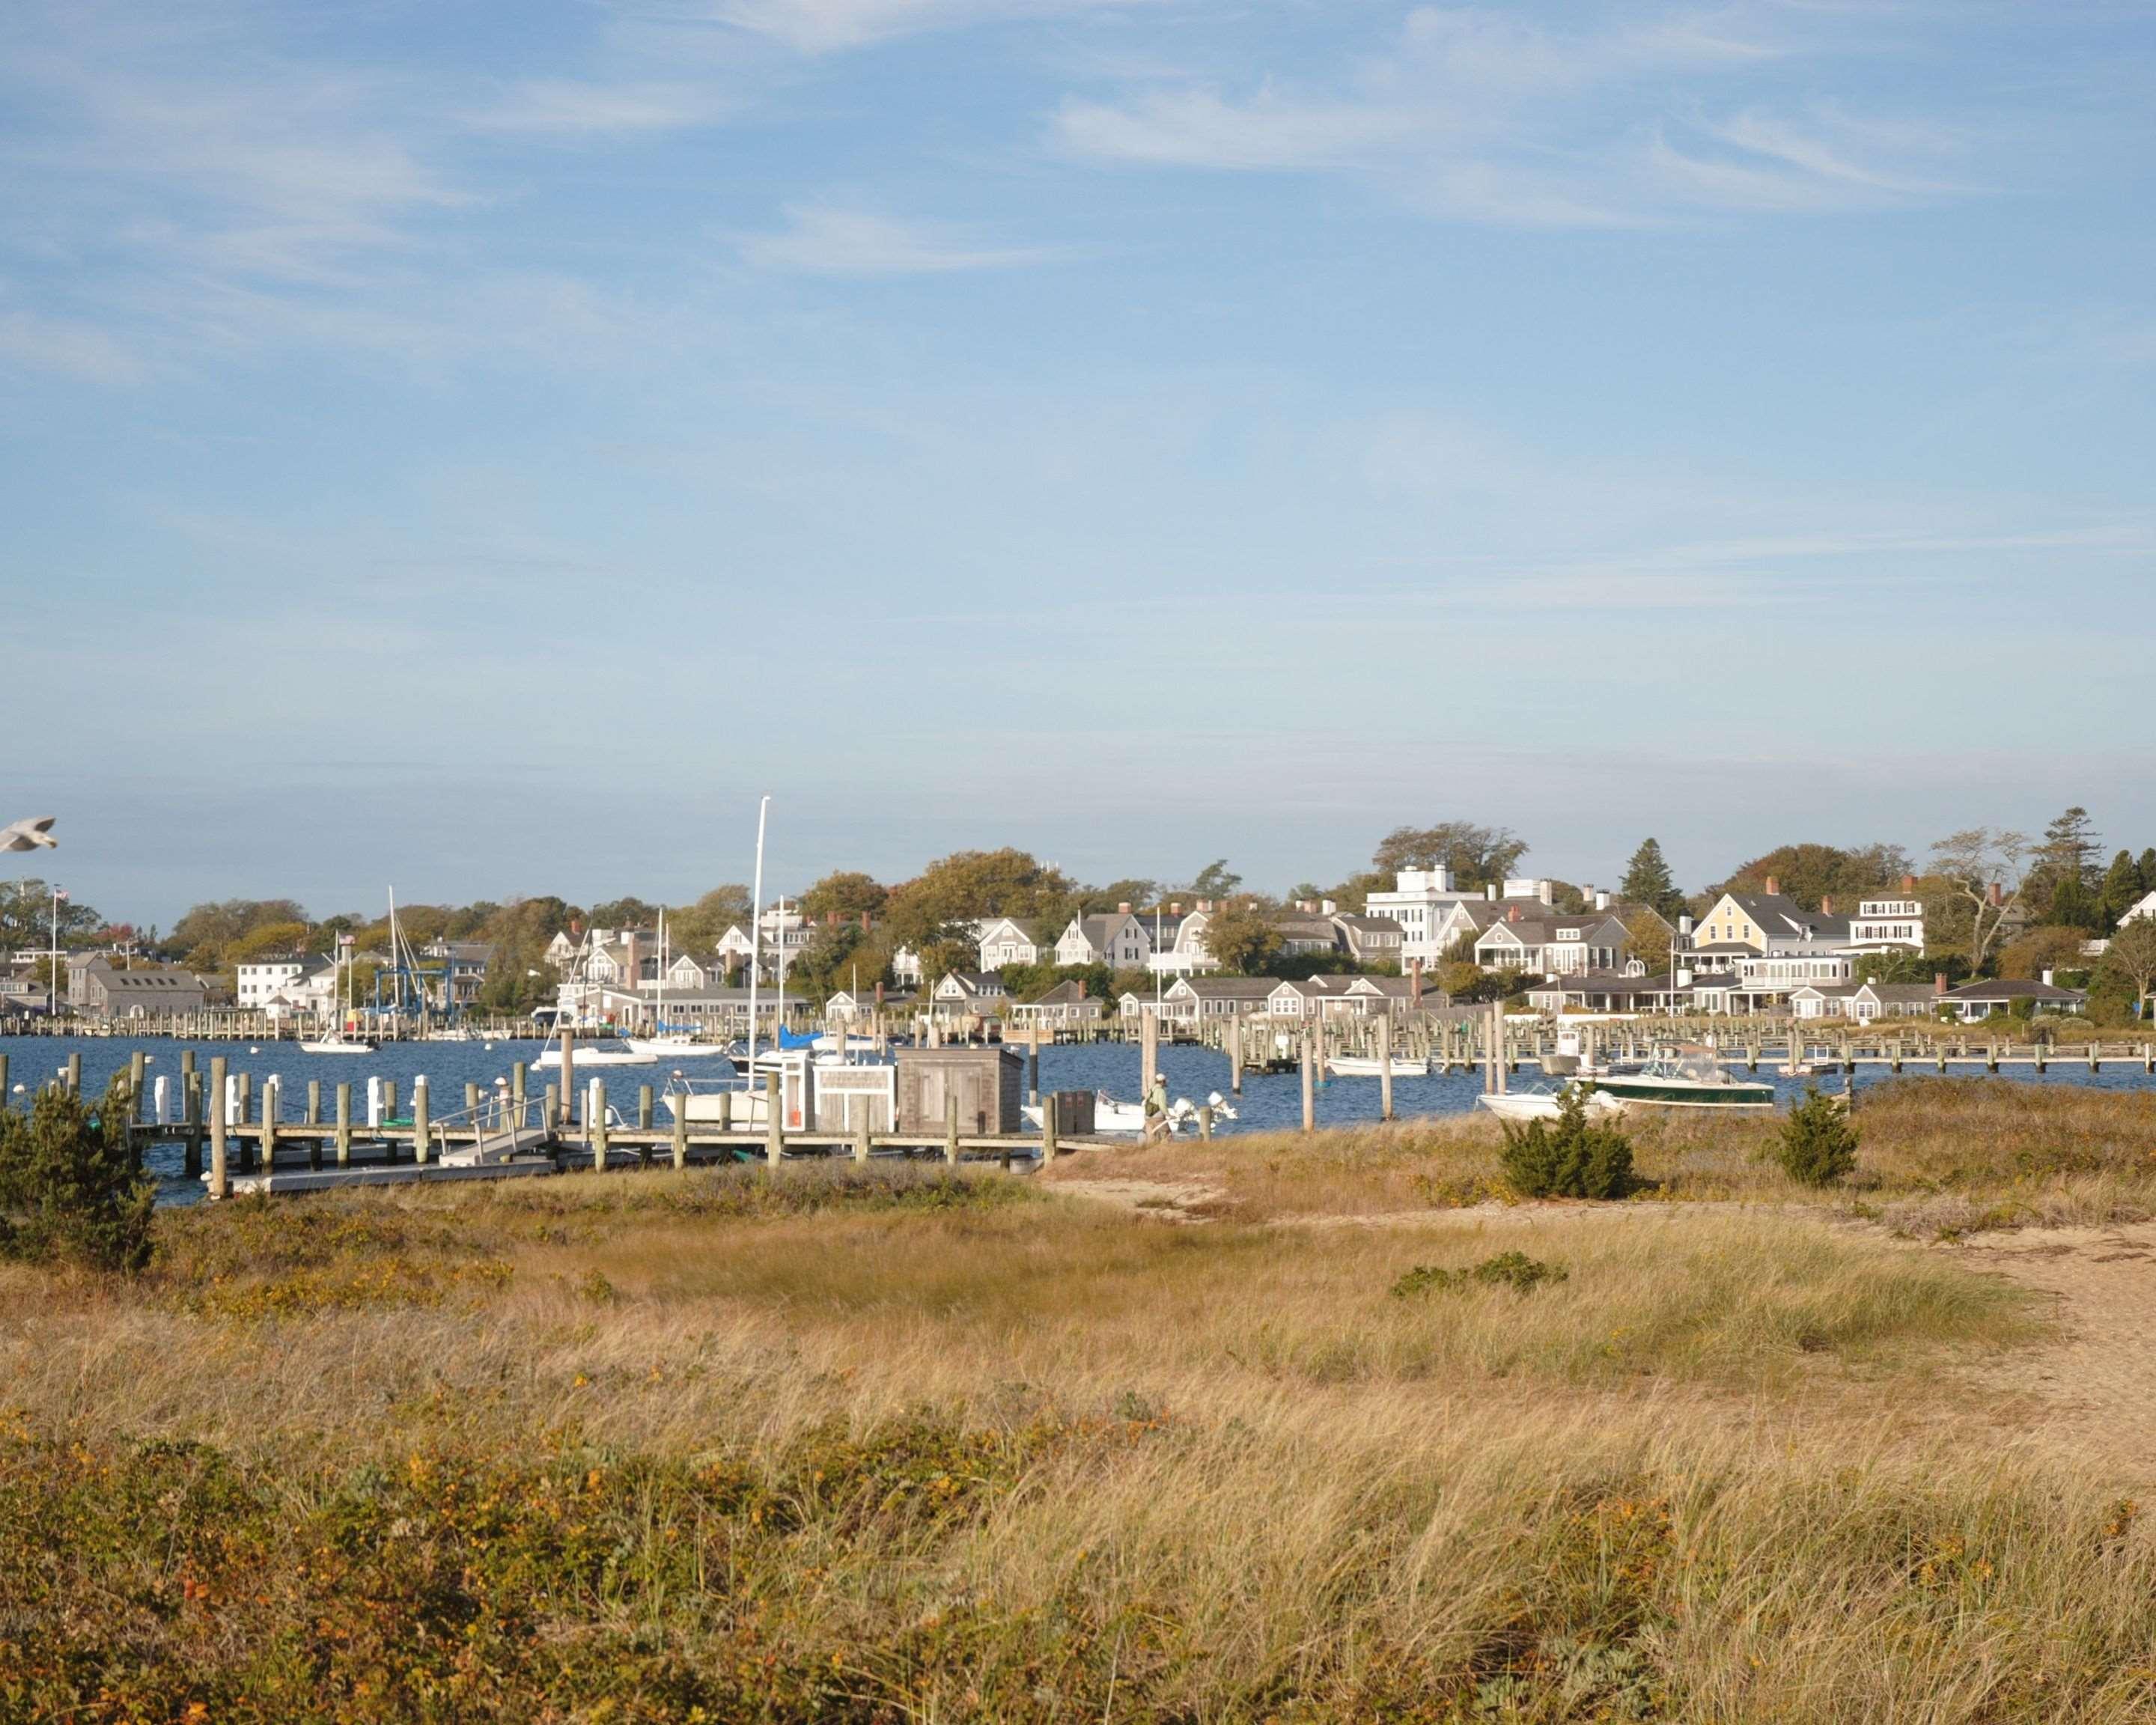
[1392,1250,1569,1298]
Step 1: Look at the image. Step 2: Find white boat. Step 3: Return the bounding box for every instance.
[1594,1048,1775,1110]
[1475,1081,1626,1122]
[301,936,376,1053]
[1020,1089,1187,1137]
[1325,1054,1431,1078]
[625,1034,728,1059]
[535,1038,658,1068]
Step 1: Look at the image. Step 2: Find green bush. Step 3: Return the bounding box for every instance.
[1499,1092,1635,1199]
[1392,1250,1569,1298]
[1776,1086,1859,1187]
[0,1081,156,1274]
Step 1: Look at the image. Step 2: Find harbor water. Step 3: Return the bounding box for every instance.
[10,1033,2156,1207]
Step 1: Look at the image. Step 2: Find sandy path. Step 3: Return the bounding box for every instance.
[1951,1221,2156,1482]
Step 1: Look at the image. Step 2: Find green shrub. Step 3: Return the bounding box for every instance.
[1499,1092,1636,1199]
[0,1081,156,1274]
[1777,1086,1859,1187]
[1392,1250,1569,1298]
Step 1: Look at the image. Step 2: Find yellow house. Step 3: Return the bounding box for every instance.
[1693,878,1851,955]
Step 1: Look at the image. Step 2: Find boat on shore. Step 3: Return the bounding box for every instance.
[1592,1048,1775,1110]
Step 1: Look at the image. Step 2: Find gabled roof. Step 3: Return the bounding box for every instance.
[1475,914,1628,946]
[1940,979,2087,1003]
[1031,979,1094,1005]
[1172,976,1280,1000]
[1330,913,1401,936]
[1714,892,1851,944]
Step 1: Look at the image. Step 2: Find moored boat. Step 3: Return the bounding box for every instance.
[1324,1054,1432,1078]
[1474,1080,1624,1122]
[1593,1047,1774,1110]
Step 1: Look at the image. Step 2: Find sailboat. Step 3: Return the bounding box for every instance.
[301,934,376,1054]
[626,909,726,1057]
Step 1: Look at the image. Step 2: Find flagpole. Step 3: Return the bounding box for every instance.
[50,884,60,1020]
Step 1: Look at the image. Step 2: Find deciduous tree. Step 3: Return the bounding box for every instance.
[2101,916,2156,1018]
[1202,900,1282,976]
[1371,823,1526,889]
[1929,827,2032,974]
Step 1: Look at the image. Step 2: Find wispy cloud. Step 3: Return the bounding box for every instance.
[0,305,145,384]
[1053,3,1988,226]
[464,79,731,137]
[708,0,1156,53]
[739,204,1066,274]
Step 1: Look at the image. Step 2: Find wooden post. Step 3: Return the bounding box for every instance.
[306,1077,323,1170]
[66,1052,81,1095]
[1378,1015,1395,1122]
[413,1076,430,1167]
[128,1050,146,1119]
[1300,1027,1315,1133]
[1199,1102,1213,1140]
[1028,1017,1041,1104]
[557,1026,576,1128]
[183,1071,202,1177]
[672,1098,689,1170]
[591,1078,608,1173]
[1228,1012,1243,1095]
[943,1092,960,1165]
[466,1080,480,1119]
[512,1060,528,1116]
[719,1088,733,1133]
[854,1107,871,1166]
[764,1071,784,1166]
[208,1055,228,1200]
[335,1082,353,1166]
[1041,1092,1058,1164]
[542,1083,559,1136]
[258,1080,278,1175]
[637,1083,654,1166]
[1139,1007,1159,1113]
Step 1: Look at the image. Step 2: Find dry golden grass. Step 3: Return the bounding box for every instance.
[1051,1077,2156,1238]
[1,1119,2154,1721]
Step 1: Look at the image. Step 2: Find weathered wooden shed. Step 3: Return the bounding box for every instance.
[895,1046,1025,1135]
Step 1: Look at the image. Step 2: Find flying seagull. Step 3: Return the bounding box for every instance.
[0,817,56,852]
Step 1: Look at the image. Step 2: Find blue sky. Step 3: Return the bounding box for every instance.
[4,0,2152,925]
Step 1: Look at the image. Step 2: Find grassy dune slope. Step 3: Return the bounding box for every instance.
[3,1083,2155,1721]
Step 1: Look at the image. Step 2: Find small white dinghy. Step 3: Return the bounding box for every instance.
[1325,1054,1431,1078]
[535,1038,658,1068]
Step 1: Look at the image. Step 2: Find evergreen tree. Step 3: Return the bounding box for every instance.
[2100,850,2145,931]
[2141,849,2156,895]
[1619,839,1686,920]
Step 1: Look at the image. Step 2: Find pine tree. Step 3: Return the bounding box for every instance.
[1619,839,1685,920]
[2101,850,2144,931]
[2141,849,2156,894]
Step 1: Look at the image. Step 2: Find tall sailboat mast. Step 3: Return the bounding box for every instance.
[747,795,769,1057]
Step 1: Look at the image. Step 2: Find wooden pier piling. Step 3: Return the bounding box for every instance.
[208,1056,228,1200]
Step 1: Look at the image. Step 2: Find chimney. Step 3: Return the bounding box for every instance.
[1507,904,1520,922]
[1934,972,1948,997]
[1678,915,1694,937]
[2041,969,2055,988]
[875,980,885,1004]
[1076,980,1086,999]
[1538,880,1553,906]
[1118,901,1131,914]
[859,910,871,929]
[1484,883,1497,901]
[1198,898,1212,913]
[1820,895,1833,916]
[1169,901,1182,915]
[570,919,584,938]
[1764,876,1780,897]
[1988,882,2003,907]
[1321,898,1336,915]
[1595,889,1610,912]
[1901,874,1917,895]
